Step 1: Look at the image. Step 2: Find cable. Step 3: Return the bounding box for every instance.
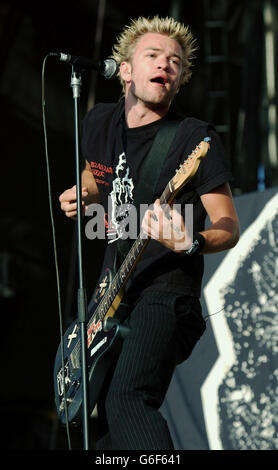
[204,307,225,322]
[42,54,72,450]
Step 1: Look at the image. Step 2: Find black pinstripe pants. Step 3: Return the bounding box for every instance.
[96,290,206,450]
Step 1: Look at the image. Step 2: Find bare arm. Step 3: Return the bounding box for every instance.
[81,160,101,204]
[59,160,100,218]
[199,183,240,253]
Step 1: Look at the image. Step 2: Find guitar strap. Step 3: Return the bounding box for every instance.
[114,116,183,269]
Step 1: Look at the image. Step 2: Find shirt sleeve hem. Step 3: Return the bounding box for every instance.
[196,171,233,195]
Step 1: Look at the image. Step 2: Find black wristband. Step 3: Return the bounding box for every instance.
[184,232,206,256]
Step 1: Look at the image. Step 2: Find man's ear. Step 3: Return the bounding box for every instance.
[120,61,132,83]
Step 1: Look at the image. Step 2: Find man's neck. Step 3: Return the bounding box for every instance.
[124,95,170,128]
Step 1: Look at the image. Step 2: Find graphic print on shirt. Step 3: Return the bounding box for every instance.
[108,152,134,243]
[90,161,113,186]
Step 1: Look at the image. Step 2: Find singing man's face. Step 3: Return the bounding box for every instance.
[120,32,183,109]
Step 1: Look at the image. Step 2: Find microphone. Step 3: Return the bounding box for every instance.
[50,52,118,79]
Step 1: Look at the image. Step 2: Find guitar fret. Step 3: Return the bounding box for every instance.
[160,184,171,204]
[95,237,147,321]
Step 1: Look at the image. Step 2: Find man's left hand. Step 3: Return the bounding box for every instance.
[141,199,192,253]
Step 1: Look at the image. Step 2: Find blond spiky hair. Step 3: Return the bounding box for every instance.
[112,15,196,91]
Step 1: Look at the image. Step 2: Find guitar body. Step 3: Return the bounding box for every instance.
[53,268,129,425]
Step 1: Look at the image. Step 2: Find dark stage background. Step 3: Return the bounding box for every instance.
[0,0,277,450]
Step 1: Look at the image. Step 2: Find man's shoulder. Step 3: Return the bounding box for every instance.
[181,116,213,132]
[168,106,213,136]
[83,101,123,126]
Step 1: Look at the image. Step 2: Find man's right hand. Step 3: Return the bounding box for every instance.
[59,185,88,219]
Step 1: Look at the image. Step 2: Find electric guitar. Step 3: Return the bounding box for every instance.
[53,138,211,424]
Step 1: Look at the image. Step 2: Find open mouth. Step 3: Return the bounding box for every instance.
[150,76,167,86]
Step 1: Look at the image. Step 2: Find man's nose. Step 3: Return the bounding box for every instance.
[156,56,170,70]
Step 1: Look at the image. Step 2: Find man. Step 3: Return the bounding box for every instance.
[59,16,240,450]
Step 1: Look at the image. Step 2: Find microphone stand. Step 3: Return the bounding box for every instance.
[70,66,90,450]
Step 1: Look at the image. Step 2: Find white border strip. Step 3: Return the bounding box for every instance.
[201,192,278,450]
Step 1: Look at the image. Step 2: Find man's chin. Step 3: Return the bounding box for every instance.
[142,95,172,111]
[130,83,176,109]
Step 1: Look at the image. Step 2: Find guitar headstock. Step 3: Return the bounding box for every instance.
[171,138,211,193]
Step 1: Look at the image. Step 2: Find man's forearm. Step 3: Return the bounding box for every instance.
[200,217,240,254]
[82,169,100,204]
